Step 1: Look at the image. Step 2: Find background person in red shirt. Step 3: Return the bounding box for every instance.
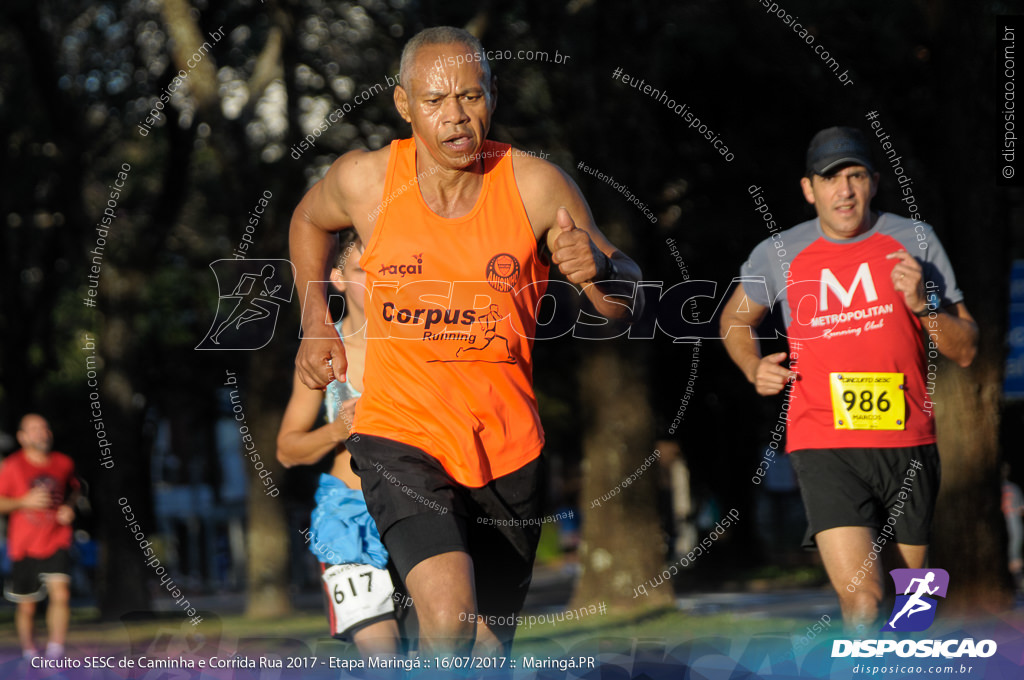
[0,414,79,660]
[720,127,977,633]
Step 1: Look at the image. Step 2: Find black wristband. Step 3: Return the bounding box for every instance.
[599,252,616,281]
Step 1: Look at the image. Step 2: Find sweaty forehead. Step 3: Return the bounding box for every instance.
[408,43,488,92]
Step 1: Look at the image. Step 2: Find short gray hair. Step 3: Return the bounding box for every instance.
[399,26,491,89]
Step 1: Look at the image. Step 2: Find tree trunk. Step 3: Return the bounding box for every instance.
[925,0,1013,615]
[932,363,1009,613]
[95,275,152,617]
[571,339,672,611]
[242,349,293,618]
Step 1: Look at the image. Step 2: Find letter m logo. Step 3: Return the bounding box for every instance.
[819,262,877,311]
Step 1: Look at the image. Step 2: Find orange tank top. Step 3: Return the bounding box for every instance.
[351,138,549,487]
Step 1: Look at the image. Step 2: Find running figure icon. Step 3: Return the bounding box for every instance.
[887,571,939,628]
[196,258,294,351]
[453,304,514,363]
[211,264,281,344]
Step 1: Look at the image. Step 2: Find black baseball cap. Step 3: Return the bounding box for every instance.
[805,126,875,176]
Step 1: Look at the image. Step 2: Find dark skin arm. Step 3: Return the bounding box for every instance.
[290,149,387,390]
[514,152,644,320]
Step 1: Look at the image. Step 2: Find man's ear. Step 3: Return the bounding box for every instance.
[489,75,498,113]
[395,85,412,123]
[800,176,816,205]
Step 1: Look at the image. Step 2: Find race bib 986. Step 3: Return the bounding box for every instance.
[829,372,906,431]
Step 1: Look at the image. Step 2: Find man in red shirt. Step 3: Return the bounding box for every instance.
[0,414,78,659]
[720,127,977,633]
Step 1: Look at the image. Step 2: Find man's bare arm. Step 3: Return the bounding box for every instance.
[276,371,351,468]
[0,487,50,515]
[886,250,978,368]
[515,154,643,321]
[289,152,373,389]
[921,302,978,368]
[719,285,795,396]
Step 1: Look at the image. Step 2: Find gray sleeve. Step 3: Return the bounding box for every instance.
[738,238,784,307]
[919,225,965,307]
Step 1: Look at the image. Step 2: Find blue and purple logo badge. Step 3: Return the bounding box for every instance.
[881,568,949,632]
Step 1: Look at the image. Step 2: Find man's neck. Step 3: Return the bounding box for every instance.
[854,210,881,237]
[23,448,50,465]
[415,147,485,219]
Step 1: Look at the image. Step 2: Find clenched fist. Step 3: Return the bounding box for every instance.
[550,207,610,284]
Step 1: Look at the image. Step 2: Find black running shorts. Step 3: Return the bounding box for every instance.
[346,434,543,620]
[4,549,72,603]
[789,444,940,548]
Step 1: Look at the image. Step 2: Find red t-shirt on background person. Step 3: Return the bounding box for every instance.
[0,450,78,560]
